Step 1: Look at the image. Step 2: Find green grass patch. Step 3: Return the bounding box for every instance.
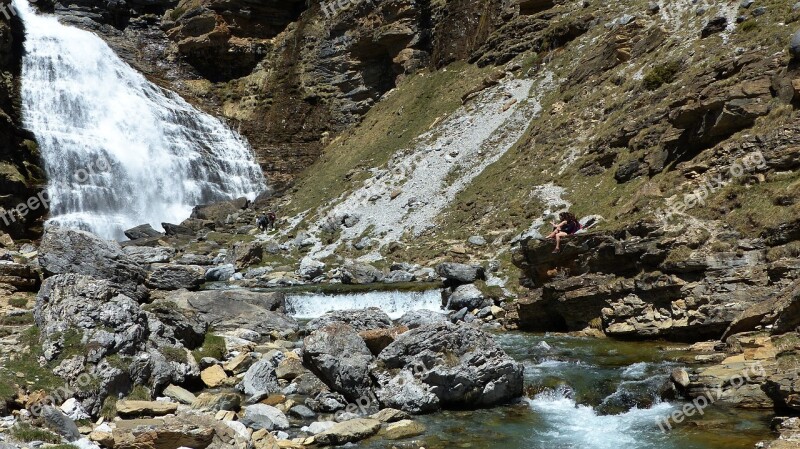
[8,297,28,308]
[0,312,34,325]
[10,422,61,444]
[125,385,151,401]
[100,396,117,421]
[285,62,490,220]
[192,333,226,364]
[162,346,188,364]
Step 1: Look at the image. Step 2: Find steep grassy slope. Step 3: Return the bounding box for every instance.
[281,0,800,288]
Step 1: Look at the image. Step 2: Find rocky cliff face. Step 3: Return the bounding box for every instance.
[34,0,527,190]
[0,0,45,239]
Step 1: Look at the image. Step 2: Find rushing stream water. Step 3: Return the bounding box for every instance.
[15,0,266,240]
[287,290,774,449]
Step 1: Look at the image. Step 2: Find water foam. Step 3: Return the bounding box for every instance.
[285,289,444,319]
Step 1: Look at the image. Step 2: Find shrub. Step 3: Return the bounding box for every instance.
[643,61,682,90]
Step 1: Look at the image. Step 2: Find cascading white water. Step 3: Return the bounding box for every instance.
[285,289,445,319]
[14,0,266,240]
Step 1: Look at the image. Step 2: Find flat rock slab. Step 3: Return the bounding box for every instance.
[116,401,178,417]
[314,418,382,446]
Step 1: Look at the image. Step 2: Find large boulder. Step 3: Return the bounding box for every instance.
[38,227,147,300]
[124,224,163,241]
[306,307,393,333]
[161,289,295,340]
[225,241,263,268]
[435,263,485,285]
[303,323,375,401]
[314,418,381,446]
[240,357,281,403]
[240,404,290,431]
[396,309,449,329]
[145,264,205,291]
[123,246,176,264]
[341,263,384,284]
[445,284,491,311]
[34,274,200,416]
[205,264,236,282]
[376,322,524,410]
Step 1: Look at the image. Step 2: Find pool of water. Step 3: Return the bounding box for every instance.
[360,332,774,449]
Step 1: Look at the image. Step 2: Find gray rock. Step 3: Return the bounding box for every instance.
[34,274,199,417]
[240,404,290,431]
[205,264,236,282]
[377,322,524,409]
[240,358,281,403]
[143,301,207,348]
[161,222,194,236]
[383,270,415,283]
[146,264,205,290]
[396,310,448,329]
[298,259,326,279]
[39,227,147,300]
[740,0,754,8]
[306,421,336,434]
[446,284,491,311]
[124,224,163,240]
[306,307,392,333]
[794,1,800,12]
[751,6,766,16]
[314,418,381,446]
[353,237,372,250]
[175,253,212,265]
[450,307,468,322]
[373,369,439,414]
[341,262,384,284]
[435,262,484,284]
[467,235,486,246]
[163,289,295,340]
[41,405,80,441]
[789,31,800,59]
[225,241,263,268]
[303,323,375,401]
[289,404,316,419]
[305,391,347,412]
[647,1,659,14]
[123,246,176,264]
[163,384,197,404]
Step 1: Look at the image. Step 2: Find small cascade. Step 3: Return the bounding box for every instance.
[285,289,445,319]
[15,0,266,240]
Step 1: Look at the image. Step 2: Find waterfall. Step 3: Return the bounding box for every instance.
[14,0,267,240]
[285,289,445,319]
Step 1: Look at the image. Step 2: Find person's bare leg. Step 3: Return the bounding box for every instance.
[554,232,567,252]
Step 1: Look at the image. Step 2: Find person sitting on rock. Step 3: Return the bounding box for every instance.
[266,210,277,231]
[546,211,581,254]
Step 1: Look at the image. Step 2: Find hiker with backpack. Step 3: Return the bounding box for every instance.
[546,211,581,254]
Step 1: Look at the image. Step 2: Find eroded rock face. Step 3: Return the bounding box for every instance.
[303,323,375,402]
[376,322,524,409]
[34,273,200,416]
[0,0,44,239]
[511,221,797,341]
[160,289,295,341]
[306,307,393,333]
[39,227,148,300]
